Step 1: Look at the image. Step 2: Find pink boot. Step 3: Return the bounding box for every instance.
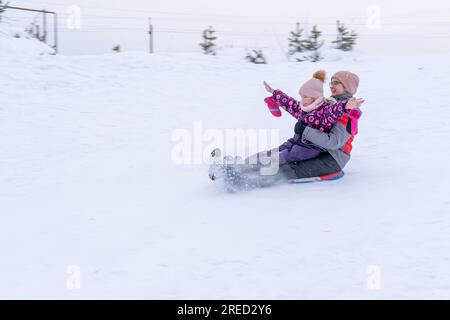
[264,97,282,117]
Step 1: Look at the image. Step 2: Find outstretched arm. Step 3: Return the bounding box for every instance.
[263,81,303,119]
[271,89,303,119]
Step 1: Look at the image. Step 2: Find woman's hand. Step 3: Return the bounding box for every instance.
[346,98,365,109]
[263,81,275,94]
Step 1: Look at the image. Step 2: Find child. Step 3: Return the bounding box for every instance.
[258,70,363,167]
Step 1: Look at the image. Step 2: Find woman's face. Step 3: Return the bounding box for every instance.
[330,77,346,96]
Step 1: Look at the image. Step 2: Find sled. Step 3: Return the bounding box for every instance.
[288,171,345,184]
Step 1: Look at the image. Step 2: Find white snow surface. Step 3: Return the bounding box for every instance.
[1,20,450,299]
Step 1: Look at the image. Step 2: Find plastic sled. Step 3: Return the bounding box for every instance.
[288,171,345,184]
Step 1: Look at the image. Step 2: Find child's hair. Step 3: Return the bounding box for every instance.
[312,70,326,83]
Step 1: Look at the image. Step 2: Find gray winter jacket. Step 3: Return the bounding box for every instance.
[302,111,356,169]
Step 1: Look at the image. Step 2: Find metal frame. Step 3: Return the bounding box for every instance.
[1,4,58,53]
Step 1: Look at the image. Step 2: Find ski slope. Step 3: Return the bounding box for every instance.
[1,21,450,299]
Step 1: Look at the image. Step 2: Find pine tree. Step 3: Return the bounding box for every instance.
[245,49,267,64]
[112,45,121,53]
[302,25,324,62]
[332,20,358,51]
[200,26,217,55]
[288,22,306,56]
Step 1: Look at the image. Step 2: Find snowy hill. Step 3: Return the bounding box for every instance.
[0,16,55,56]
[1,18,450,299]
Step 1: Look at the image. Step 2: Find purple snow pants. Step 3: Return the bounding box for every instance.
[245,134,322,170]
[278,134,322,165]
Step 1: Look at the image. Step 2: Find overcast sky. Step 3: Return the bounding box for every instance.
[5,0,450,55]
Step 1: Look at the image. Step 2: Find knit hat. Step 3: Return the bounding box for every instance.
[298,70,326,99]
[332,71,359,95]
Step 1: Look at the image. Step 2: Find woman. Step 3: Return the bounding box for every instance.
[222,70,363,189]
[277,70,362,182]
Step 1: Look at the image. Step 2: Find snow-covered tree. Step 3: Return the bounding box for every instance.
[245,49,267,64]
[288,22,306,56]
[112,45,121,53]
[25,19,41,40]
[0,1,9,23]
[200,26,217,55]
[332,20,358,51]
[302,25,324,62]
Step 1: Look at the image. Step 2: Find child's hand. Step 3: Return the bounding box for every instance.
[346,98,365,109]
[263,81,275,94]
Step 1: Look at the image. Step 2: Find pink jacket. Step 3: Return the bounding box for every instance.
[272,89,349,132]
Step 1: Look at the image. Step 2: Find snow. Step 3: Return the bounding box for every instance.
[1,17,450,299]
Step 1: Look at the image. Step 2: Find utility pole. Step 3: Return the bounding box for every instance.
[53,12,58,53]
[148,17,153,54]
[42,7,47,43]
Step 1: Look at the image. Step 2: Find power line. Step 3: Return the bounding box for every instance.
[5,14,450,37]
[55,28,450,38]
[74,15,450,26]
[8,13,450,27]
[12,0,450,22]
